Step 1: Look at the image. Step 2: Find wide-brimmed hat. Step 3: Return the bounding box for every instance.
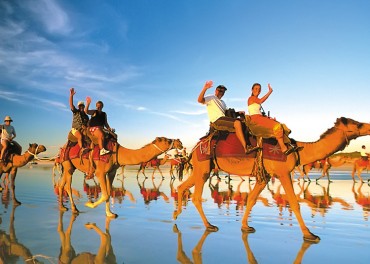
[77,101,85,106]
[4,116,13,122]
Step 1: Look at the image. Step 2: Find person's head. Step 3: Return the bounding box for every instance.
[77,101,85,111]
[96,101,104,111]
[362,145,366,149]
[251,83,261,96]
[215,85,227,99]
[4,116,13,125]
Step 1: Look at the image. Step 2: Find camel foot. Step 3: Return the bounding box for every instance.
[241,226,256,233]
[303,233,320,243]
[85,201,98,209]
[329,180,333,183]
[59,205,68,212]
[72,208,80,215]
[13,200,22,206]
[173,224,180,233]
[85,222,97,229]
[106,212,118,219]
[206,224,219,232]
[173,210,182,220]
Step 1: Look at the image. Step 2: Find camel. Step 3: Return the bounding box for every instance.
[0,143,47,205]
[59,137,182,217]
[169,155,187,180]
[173,117,370,242]
[352,182,370,221]
[351,157,370,182]
[149,154,170,178]
[297,156,349,182]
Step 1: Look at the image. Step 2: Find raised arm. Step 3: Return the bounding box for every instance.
[69,88,76,111]
[258,83,273,104]
[197,80,213,104]
[85,96,95,115]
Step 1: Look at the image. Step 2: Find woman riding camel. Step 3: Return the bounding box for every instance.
[247,83,295,155]
[69,88,89,153]
[85,96,112,155]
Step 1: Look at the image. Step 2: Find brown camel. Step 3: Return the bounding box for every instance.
[351,158,370,182]
[149,154,170,178]
[0,143,47,205]
[297,156,349,182]
[173,117,370,242]
[59,137,182,217]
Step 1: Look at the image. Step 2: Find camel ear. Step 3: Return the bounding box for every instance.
[29,143,32,147]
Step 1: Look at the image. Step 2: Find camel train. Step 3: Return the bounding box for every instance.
[173,117,370,242]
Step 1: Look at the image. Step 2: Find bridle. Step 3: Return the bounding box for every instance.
[335,126,360,147]
[152,139,175,154]
[27,145,40,160]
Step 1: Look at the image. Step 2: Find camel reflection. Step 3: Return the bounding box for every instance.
[83,178,136,205]
[352,182,370,221]
[233,180,270,211]
[137,177,169,205]
[170,178,192,207]
[173,224,315,263]
[58,212,117,263]
[173,224,212,264]
[242,232,316,264]
[302,182,352,217]
[0,204,41,263]
[209,177,234,208]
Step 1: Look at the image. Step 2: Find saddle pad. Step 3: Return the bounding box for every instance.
[60,144,90,163]
[92,140,115,163]
[195,133,287,162]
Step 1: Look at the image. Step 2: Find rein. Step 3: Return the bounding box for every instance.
[27,145,40,160]
[152,139,174,154]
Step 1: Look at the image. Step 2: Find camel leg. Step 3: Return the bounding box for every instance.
[192,170,217,231]
[62,166,79,214]
[9,168,21,205]
[241,178,267,233]
[104,170,118,218]
[85,166,111,213]
[278,173,320,242]
[173,170,196,220]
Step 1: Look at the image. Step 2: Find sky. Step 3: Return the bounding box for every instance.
[1,0,370,158]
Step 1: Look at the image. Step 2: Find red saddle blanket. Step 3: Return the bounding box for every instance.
[358,159,369,167]
[195,133,287,162]
[60,140,115,163]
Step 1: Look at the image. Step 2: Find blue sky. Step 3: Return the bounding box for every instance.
[1,0,370,157]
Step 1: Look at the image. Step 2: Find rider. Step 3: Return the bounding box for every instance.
[0,116,21,162]
[85,96,112,155]
[198,80,258,154]
[247,83,295,155]
[69,88,90,153]
[360,145,369,161]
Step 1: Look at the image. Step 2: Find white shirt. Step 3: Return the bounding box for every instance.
[248,103,262,115]
[204,95,227,123]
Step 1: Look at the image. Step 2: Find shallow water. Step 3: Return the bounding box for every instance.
[0,165,370,263]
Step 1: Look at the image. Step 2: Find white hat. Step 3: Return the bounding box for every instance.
[77,101,85,106]
[4,116,13,122]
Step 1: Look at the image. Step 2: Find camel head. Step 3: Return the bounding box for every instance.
[334,117,370,139]
[28,143,47,155]
[152,137,183,151]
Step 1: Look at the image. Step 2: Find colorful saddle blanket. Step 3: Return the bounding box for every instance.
[195,133,287,162]
[60,140,115,163]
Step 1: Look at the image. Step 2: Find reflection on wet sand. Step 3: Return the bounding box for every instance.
[0,203,40,263]
[352,182,370,221]
[58,212,117,263]
[138,177,170,205]
[173,223,316,264]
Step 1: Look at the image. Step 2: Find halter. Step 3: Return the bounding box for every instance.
[27,145,40,160]
[152,139,174,154]
[335,126,360,147]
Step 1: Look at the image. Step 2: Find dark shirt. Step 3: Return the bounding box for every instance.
[71,108,89,129]
[89,110,107,127]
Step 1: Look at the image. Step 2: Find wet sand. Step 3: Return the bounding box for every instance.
[0,164,369,263]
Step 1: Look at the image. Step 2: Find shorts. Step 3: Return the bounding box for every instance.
[71,128,80,136]
[89,126,100,134]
